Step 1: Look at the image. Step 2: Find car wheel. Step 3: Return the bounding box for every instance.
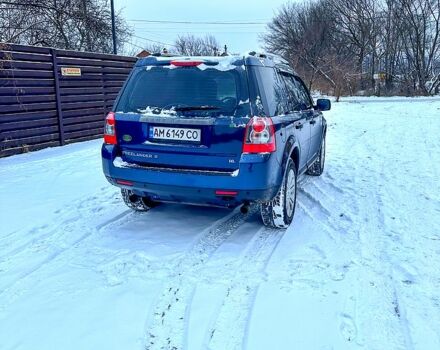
[260,158,297,229]
[121,189,157,211]
[307,134,325,176]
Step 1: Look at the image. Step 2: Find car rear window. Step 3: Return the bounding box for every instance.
[116,65,249,115]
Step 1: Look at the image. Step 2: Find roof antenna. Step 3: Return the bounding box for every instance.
[221,45,228,56]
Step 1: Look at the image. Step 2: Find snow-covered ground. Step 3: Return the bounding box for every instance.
[1,97,440,350]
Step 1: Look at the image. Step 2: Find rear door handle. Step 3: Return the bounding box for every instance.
[295,123,303,129]
[310,120,316,125]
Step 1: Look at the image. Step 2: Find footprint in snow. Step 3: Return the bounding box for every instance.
[331,261,355,282]
[339,313,357,342]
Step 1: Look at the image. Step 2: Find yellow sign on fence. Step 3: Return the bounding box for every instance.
[373,72,386,81]
[61,67,82,77]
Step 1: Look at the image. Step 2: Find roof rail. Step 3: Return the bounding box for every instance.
[151,52,180,57]
[246,51,289,65]
[247,51,266,58]
[246,50,296,74]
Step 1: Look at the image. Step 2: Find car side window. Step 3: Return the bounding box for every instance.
[254,67,289,116]
[273,70,290,115]
[293,77,313,109]
[279,72,302,112]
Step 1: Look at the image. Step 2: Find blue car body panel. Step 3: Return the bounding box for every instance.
[102,53,326,208]
[102,144,281,207]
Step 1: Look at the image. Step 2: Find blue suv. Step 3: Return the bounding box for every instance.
[102,52,330,228]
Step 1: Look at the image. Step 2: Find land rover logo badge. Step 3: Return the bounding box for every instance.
[122,134,132,142]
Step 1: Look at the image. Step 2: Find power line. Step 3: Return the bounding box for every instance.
[131,34,177,47]
[121,40,145,50]
[136,30,264,34]
[132,24,266,29]
[129,35,222,53]
[128,19,268,25]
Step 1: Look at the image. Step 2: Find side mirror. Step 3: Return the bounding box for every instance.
[315,99,331,111]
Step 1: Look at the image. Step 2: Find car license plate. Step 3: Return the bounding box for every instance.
[150,126,201,142]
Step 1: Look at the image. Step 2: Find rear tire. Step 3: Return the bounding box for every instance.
[121,189,157,212]
[307,134,325,176]
[260,158,297,229]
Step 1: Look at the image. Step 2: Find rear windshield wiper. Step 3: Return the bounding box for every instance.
[174,105,220,111]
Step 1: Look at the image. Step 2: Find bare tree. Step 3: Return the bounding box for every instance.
[379,0,405,91]
[397,0,440,94]
[0,0,132,54]
[142,43,165,55]
[174,34,220,56]
[263,0,440,97]
[263,0,356,100]
[331,0,381,90]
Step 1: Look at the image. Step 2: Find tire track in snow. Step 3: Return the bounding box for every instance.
[297,188,332,216]
[0,191,132,309]
[350,186,413,350]
[0,215,81,259]
[293,175,369,346]
[0,187,119,259]
[205,226,285,350]
[328,115,414,349]
[366,122,416,350]
[296,179,360,245]
[366,178,415,350]
[144,207,256,350]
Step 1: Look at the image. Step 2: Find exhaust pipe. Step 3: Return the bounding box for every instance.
[128,193,140,203]
[240,202,250,214]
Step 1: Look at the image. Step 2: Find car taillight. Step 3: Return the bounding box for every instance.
[170,60,203,67]
[242,116,276,153]
[104,112,117,145]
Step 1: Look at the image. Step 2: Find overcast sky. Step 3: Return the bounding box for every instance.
[116,0,290,54]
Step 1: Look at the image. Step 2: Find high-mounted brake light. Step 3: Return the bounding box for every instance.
[104,112,117,145]
[243,116,276,154]
[170,60,203,67]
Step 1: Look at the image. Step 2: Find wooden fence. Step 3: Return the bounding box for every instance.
[0,43,136,157]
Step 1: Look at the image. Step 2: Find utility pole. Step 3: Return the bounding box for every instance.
[82,0,92,51]
[110,0,117,54]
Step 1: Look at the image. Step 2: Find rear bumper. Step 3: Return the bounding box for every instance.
[102,144,282,207]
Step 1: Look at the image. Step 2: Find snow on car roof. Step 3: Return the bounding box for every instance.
[135,51,290,71]
[136,54,245,68]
